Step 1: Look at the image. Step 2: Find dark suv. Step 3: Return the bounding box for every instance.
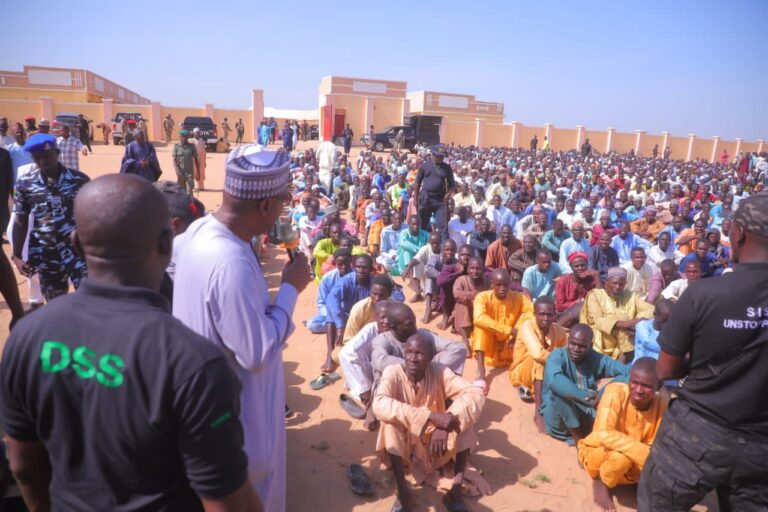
[366,125,417,152]
[181,116,218,151]
[51,113,82,138]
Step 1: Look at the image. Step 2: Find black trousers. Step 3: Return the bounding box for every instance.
[418,198,447,238]
[638,398,768,512]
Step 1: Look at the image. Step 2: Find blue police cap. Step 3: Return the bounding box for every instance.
[431,144,448,157]
[24,133,57,153]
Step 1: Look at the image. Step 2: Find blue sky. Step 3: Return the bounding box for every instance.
[2,0,766,140]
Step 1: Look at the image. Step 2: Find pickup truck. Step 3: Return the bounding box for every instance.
[180,116,218,152]
[112,112,144,145]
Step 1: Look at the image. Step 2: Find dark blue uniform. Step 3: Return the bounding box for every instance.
[416,158,455,236]
[13,164,89,300]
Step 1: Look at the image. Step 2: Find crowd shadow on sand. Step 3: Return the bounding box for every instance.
[284,360,322,426]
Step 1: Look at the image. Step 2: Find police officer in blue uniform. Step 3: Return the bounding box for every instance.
[11,133,90,301]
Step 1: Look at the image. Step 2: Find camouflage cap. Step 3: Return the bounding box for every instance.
[733,193,768,237]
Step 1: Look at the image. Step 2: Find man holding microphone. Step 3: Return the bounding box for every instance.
[173,144,312,512]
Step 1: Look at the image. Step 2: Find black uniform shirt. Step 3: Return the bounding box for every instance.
[659,263,768,438]
[0,279,248,510]
[416,160,455,201]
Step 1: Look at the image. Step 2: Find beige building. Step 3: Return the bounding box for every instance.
[0,65,150,104]
[318,76,408,141]
[407,90,503,124]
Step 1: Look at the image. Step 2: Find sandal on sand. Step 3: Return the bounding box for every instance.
[347,464,374,496]
[517,386,534,403]
[309,372,341,390]
[443,494,470,512]
[339,394,367,420]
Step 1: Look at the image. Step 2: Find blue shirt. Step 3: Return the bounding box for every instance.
[522,265,562,298]
[380,225,403,254]
[661,225,683,243]
[372,173,391,194]
[633,320,661,361]
[316,268,346,309]
[610,233,642,265]
[326,272,371,328]
[678,252,716,277]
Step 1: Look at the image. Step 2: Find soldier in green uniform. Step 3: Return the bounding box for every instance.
[172,129,199,195]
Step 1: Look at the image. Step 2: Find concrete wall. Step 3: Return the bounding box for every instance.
[693,138,715,161]
[372,97,404,130]
[484,123,512,147]
[613,132,636,154]
[584,130,609,153]
[668,136,689,161]
[0,99,42,125]
[516,125,543,149]
[442,120,475,146]
[551,128,576,151]
[332,95,366,138]
[639,134,664,157]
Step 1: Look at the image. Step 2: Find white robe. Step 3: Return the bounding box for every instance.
[339,322,379,400]
[173,215,297,512]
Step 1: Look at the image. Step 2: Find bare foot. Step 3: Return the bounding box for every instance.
[422,311,431,324]
[533,413,546,434]
[438,316,449,330]
[320,359,336,374]
[363,408,379,431]
[592,479,616,512]
[409,294,423,303]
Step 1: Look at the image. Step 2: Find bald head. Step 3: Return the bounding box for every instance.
[632,357,658,378]
[74,175,172,288]
[386,301,416,325]
[491,268,510,283]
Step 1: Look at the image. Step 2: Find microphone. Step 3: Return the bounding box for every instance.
[276,221,299,262]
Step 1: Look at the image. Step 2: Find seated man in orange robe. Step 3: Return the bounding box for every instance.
[373,333,487,512]
[508,297,567,432]
[471,268,533,390]
[577,358,667,512]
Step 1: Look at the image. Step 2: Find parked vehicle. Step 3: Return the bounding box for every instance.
[365,115,442,152]
[180,116,218,152]
[112,112,144,145]
[51,112,81,138]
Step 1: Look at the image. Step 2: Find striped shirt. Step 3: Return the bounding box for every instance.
[56,136,84,170]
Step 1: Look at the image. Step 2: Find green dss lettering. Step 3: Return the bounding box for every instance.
[40,340,126,388]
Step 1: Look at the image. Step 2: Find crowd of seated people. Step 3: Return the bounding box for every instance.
[287,141,763,511]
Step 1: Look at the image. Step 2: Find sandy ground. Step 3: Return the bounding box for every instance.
[0,140,717,512]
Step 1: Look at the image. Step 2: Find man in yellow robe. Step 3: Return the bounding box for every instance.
[508,296,567,432]
[580,267,654,362]
[341,281,393,345]
[373,333,487,512]
[578,358,667,512]
[472,268,534,388]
